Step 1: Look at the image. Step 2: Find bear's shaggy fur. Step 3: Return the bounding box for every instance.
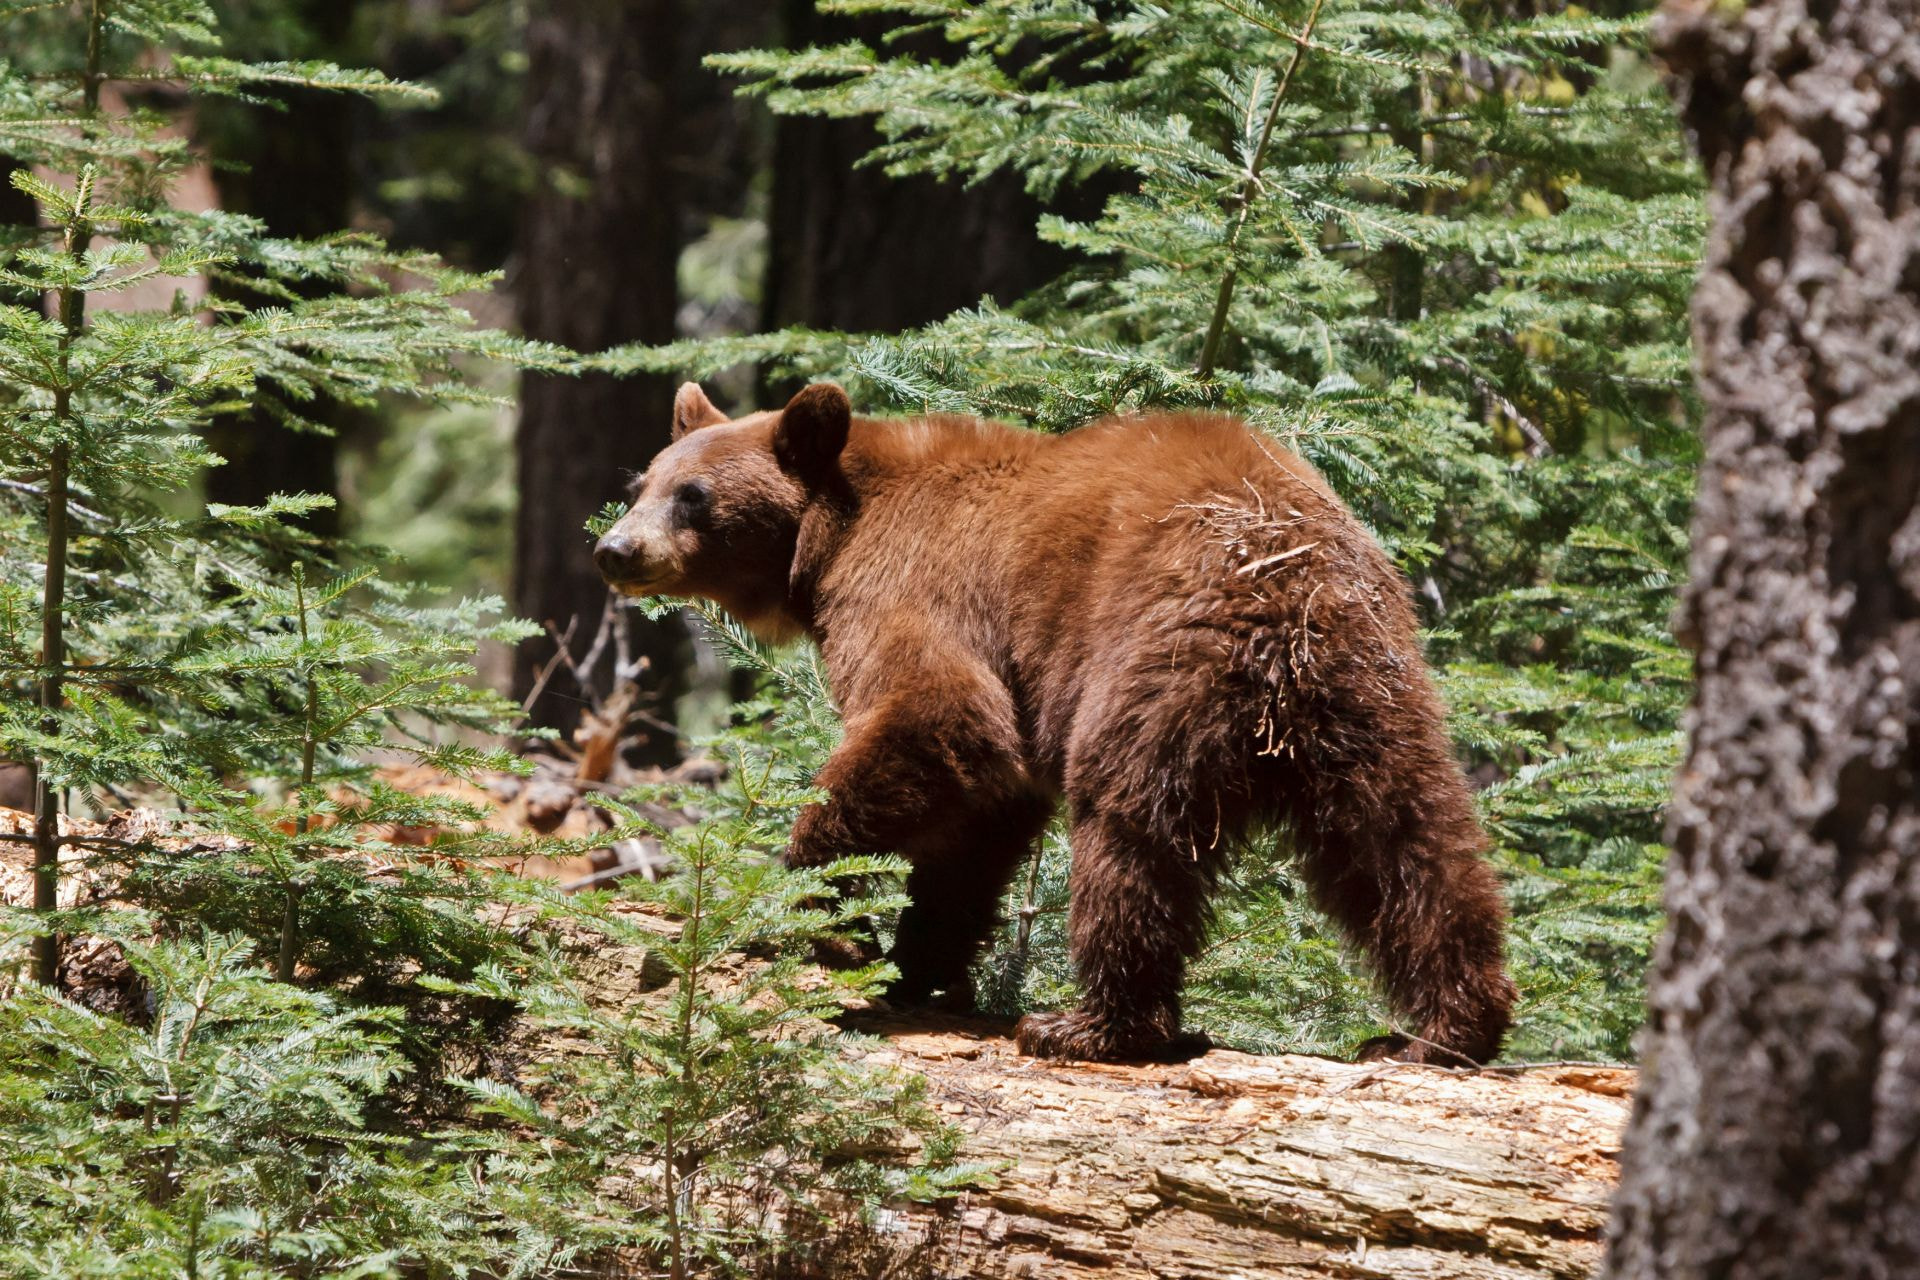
[595,382,1517,1064]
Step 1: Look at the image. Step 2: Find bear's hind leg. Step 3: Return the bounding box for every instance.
[1014,812,1214,1061]
[1291,745,1517,1066]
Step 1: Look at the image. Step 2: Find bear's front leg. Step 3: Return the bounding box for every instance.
[780,706,995,869]
[782,668,1041,1008]
[881,797,1050,1009]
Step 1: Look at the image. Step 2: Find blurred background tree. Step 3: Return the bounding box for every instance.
[511,0,689,754]
[763,0,1095,347]
[195,0,364,539]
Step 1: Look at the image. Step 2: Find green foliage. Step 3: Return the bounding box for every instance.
[435,742,979,1276]
[0,0,566,838]
[0,922,495,1278]
[0,4,973,1274]
[0,0,565,993]
[126,554,542,985]
[343,400,518,600]
[668,0,1705,1062]
[0,4,545,1271]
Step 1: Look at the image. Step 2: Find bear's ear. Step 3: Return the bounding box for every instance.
[773,382,851,476]
[673,382,728,439]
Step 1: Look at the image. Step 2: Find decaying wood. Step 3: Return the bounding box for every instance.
[830,1012,1630,1279]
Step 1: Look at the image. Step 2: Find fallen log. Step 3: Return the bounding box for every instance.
[834,1012,1631,1279]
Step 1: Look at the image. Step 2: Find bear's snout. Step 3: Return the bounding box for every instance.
[593,530,647,586]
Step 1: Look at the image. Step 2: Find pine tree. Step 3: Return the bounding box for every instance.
[0,0,572,982]
[440,684,975,1276]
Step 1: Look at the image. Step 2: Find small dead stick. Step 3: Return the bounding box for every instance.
[1434,355,1553,457]
[562,862,637,892]
[574,682,637,784]
[1344,1023,1493,1080]
[535,597,657,783]
[520,614,579,714]
[545,606,613,700]
[575,595,623,688]
[1013,845,1044,969]
[523,594,626,720]
[536,597,649,711]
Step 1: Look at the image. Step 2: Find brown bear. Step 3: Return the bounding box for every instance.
[594,381,1517,1064]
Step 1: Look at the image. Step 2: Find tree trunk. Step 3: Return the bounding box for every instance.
[835,1021,1631,1279]
[761,0,1088,345]
[200,0,360,539]
[512,0,686,753]
[1602,2,1920,1276]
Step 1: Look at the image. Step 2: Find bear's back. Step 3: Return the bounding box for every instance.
[826,411,1391,730]
[849,410,1340,526]
[836,411,1361,609]
[1039,412,1341,517]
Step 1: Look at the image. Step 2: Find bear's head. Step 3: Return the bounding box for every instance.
[593,381,851,637]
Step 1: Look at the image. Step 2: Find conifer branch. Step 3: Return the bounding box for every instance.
[277,564,318,984]
[1197,0,1328,378]
[1434,355,1554,455]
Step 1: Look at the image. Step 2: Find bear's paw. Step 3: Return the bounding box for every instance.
[1014,1010,1208,1064]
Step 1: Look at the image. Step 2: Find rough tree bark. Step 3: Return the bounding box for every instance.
[1603,1,1920,1276]
[512,0,686,753]
[843,1020,1631,1280]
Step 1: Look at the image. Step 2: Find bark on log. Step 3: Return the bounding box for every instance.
[838,1014,1632,1279]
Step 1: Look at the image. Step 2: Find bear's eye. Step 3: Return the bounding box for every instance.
[673,481,711,518]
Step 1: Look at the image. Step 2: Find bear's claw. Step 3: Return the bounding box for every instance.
[1353,1033,1414,1063]
[810,933,883,971]
[1352,1032,1487,1067]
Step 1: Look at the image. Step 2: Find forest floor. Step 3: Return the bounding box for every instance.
[2,785,1633,1280]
